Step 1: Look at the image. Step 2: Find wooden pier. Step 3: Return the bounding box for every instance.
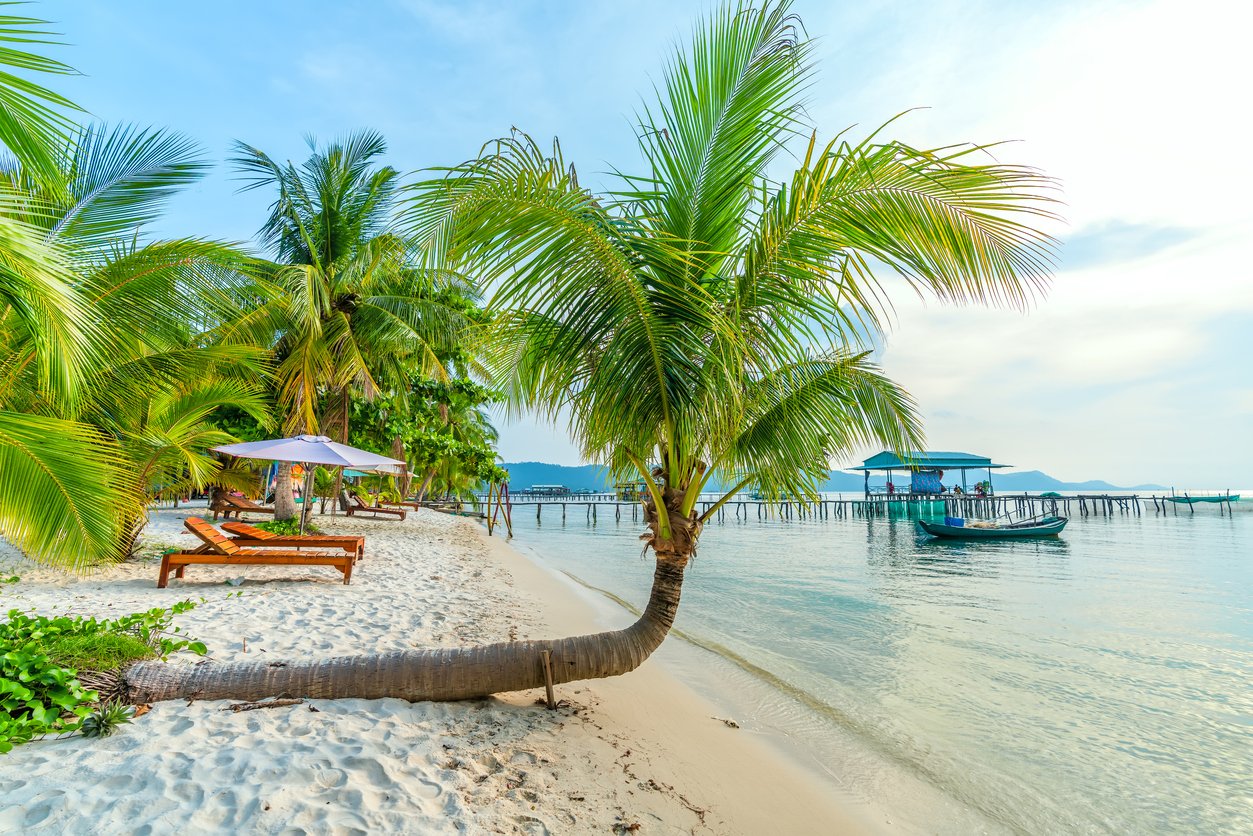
[456,491,1236,532]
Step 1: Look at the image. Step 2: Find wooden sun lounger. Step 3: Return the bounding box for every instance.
[346,495,406,520]
[378,499,421,510]
[220,520,365,562]
[210,493,278,521]
[157,517,354,587]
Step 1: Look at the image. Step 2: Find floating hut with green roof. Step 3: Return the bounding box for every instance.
[850,451,1010,498]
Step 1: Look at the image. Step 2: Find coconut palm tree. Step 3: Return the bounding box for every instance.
[124,0,1056,704]
[0,13,142,567]
[222,131,476,519]
[2,118,273,567]
[0,9,269,568]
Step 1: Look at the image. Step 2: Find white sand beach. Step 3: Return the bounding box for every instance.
[0,507,875,835]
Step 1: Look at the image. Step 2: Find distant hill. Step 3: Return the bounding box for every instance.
[991,470,1165,492]
[498,462,611,492]
[500,462,1165,493]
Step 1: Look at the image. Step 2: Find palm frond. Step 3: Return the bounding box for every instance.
[0,5,80,184]
[0,410,136,569]
[46,123,208,250]
[727,353,922,497]
[0,213,97,406]
[765,129,1060,314]
[626,0,811,274]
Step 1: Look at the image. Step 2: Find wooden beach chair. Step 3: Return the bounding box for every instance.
[156,517,355,587]
[346,494,407,520]
[210,493,277,521]
[378,498,421,511]
[220,520,365,562]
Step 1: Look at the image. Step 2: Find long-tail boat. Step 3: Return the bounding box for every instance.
[918,515,1068,539]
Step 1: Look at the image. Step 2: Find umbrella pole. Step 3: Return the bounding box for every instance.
[300,464,315,535]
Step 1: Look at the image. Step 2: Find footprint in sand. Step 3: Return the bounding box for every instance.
[99,773,135,793]
[168,780,205,806]
[513,814,551,836]
[314,768,348,789]
[22,793,66,828]
[413,778,441,801]
[167,716,194,735]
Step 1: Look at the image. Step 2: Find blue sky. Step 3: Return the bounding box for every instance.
[49,0,1252,486]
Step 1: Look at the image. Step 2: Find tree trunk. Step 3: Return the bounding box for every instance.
[123,490,701,704]
[415,468,436,502]
[325,388,352,514]
[125,557,686,703]
[273,462,297,521]
[392,435,411,497]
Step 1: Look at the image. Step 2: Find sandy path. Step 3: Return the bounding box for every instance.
[0,505,873,835]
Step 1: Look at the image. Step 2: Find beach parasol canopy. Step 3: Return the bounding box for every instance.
[213,435,405,472]
[212,435,406,533]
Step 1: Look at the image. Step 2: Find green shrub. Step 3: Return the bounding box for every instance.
[0,602,206,753]
[254,518,318,536]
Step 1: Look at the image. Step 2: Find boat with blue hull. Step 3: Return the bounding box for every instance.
[919,516,1068,539]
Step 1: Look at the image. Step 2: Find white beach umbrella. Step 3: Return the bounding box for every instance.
[213,434,406,533]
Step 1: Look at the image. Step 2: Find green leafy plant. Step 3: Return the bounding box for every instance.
[253,518,317,536]
[0,603,206,751]
[80,702,135,739]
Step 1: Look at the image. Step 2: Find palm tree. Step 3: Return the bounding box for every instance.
[0,13,149,567]
[124,0,1055,703]
[223,131,475,519]
[1,122,273,566]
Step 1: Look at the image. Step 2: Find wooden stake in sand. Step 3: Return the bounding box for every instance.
[540,650,556,709]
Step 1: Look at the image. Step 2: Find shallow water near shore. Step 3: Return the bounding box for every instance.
[506,497,1253,834]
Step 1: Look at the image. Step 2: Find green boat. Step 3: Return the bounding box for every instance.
[918,516,1068,539]
[1165,494,1240,504]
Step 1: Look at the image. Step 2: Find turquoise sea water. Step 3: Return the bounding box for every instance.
[505,498,1252,834]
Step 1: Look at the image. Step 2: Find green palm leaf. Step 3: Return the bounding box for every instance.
[46,123,208,251]
[0,410,135,569]
[0,4,80,183]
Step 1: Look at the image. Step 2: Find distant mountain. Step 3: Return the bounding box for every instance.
[500,462,1165,493]
[498,462,612,492]
[991,470,1165,492]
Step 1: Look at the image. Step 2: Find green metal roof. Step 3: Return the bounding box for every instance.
[849,451,1010,471]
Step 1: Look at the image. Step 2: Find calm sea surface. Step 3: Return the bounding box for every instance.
[505,496,1252,834]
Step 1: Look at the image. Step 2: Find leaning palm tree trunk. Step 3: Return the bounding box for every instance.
[125,555,686,703]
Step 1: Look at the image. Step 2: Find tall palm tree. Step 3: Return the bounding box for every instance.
[223,131,474,519]
[0,12,142,567]
[124,0,1056,703]
[2,121,273,566]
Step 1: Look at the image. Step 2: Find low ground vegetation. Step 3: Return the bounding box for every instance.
[0,603,205,751]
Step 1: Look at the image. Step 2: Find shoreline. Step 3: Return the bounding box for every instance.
[474,520,883,835]
[501,527,995,835]
[0,505,878,834]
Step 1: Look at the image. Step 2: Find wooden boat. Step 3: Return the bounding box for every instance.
[918,516,1068,539]
[1165,494,1240,504]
